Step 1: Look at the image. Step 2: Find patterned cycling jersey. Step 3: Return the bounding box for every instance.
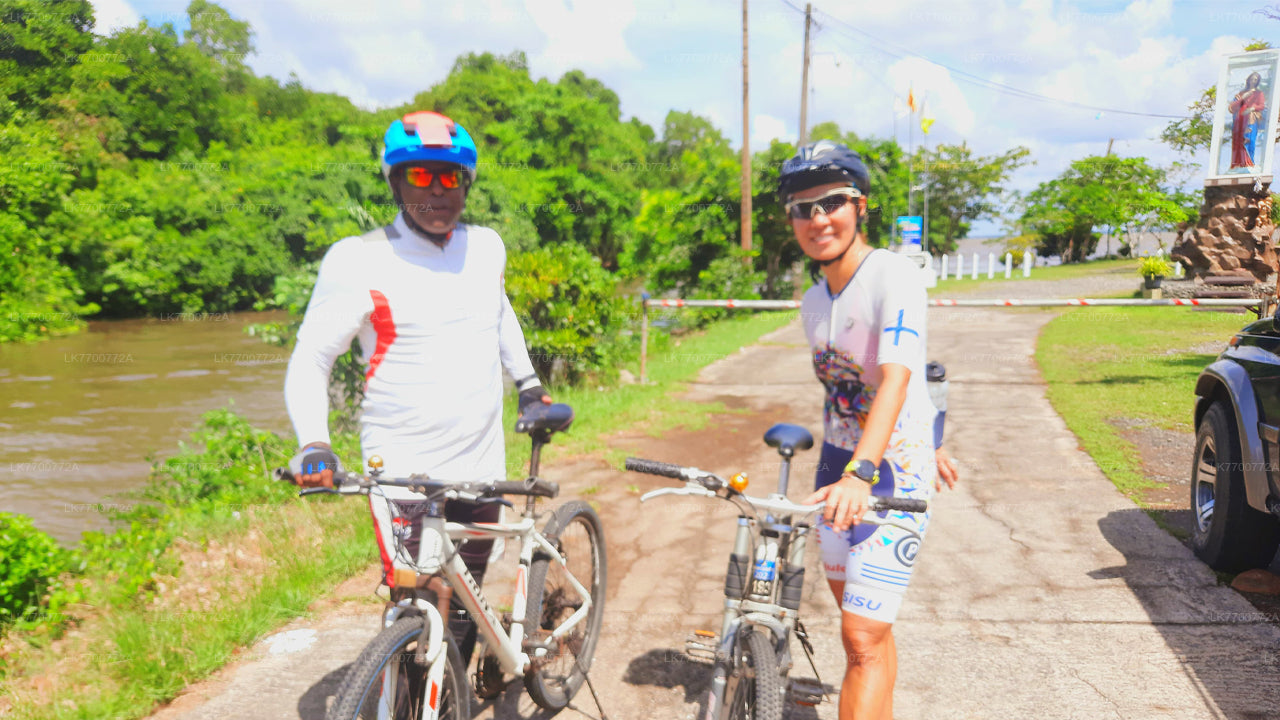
[800,249,937,622]
[799,248,936,453]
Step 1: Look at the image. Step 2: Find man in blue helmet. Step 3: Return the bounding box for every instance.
[283,110,549,676]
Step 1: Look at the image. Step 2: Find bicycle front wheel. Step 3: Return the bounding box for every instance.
[724,627,783,720]
[523,500,608,711]
[326,615,471,720]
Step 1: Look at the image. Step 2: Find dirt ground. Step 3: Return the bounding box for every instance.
[145,273,1280,720]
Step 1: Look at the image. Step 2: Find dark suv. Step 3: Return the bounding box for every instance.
[1193,315,1280,571]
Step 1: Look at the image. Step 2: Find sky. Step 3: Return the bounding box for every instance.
[88,0,1279,235]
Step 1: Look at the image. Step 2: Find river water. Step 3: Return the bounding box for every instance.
[0,312,296,545]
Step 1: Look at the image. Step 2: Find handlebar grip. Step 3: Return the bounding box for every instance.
[872,497,928,513]
[274,467,294,482]
[490,479,559,498]
[624,457,686,480]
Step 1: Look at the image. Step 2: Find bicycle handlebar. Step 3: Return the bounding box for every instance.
[274,468,558,499]
[626,456,929,518]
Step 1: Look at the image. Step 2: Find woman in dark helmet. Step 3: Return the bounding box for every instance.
[785,140,957,719]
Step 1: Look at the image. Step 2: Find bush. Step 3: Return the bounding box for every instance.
[0,513,69,629]
[1138,256,1172,278]
[505,244,631,384]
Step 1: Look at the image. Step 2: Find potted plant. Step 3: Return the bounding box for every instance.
[1138,256,1173,289]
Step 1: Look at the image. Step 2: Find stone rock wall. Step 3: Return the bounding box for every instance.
[1172,183,1278,282]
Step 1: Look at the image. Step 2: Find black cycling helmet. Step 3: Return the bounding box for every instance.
[778,140,871,201]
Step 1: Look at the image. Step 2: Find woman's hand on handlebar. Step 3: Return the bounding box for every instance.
[804,475,870,533]
[289,442,340,489]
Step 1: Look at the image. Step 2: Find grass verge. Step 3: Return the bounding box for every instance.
[504,310,797,473]
[1036,305,1246,499]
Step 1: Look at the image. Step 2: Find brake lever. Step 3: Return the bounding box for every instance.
[475,496,515,509]
[640,483,718,503]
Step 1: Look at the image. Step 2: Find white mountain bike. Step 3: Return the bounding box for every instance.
[626,423,926,720]
[279,403,607,720]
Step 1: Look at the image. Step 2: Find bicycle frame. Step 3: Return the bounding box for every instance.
[385,510,595,680]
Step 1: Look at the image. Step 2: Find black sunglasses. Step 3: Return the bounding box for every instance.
[786,187,861,220]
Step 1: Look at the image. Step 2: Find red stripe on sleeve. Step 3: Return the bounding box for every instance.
[367,290,397,382]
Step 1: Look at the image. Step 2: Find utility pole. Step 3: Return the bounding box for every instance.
[798,3,812,146]
[741,0,752,255]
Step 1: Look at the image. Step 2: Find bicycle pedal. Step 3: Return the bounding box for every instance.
[787,677,825,706]
[684,634,717,664]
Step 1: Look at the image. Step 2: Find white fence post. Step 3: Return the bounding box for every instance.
[971,252,979,280]
[987,253,995,279]
[1022,252,1032,278]
[1174,262,1184,278]
[1004,252,1012,279]
[941,254,949,280]
[956,254,964,279]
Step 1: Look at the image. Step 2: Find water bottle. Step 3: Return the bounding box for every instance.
[926,361,948,449]
[750,534,779,599]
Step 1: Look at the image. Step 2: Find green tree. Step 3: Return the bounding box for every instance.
[0,0,94,115]
[919,142,1031,253]
[1022,155,1184,262]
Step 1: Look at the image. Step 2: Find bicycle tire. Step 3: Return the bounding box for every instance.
[724,627,783,720]
[523,500,608,711]
[326,615,471,720]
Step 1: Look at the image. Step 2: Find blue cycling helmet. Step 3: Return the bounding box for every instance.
[381,110,478,183]
[778,140,870,201]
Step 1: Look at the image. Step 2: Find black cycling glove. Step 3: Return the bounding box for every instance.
[518,385,550,416]
[289,445,341,478]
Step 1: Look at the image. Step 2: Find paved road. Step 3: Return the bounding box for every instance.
[149,300,1280,720]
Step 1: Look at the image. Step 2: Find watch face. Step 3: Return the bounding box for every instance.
[855,460,877,481]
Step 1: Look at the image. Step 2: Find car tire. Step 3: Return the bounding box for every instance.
[1190,401,1280,571]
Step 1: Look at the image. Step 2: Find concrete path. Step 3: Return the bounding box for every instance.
[148,300,1280,720]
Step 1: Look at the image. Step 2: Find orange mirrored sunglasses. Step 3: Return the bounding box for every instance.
[403,166,463,189]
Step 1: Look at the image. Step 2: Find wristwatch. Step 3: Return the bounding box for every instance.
[844,459,879,486]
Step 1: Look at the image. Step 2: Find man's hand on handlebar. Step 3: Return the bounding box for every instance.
[804,475,871,533]
[518,385,552,417]
[289,442,340,489]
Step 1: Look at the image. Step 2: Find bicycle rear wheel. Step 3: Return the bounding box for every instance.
[724,627,783,720]
[523,500,607,711]
[326,616,471,720]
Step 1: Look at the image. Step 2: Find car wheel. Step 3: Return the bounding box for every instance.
[1190,401,1280,571]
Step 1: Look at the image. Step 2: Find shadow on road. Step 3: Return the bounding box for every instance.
[622,648,711,703]
[1095,509,1280,719]
[297,664,349,719]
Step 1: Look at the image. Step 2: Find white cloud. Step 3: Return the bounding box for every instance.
[751,113,789,146]
[525,0,640,75]
[90,0,141,35]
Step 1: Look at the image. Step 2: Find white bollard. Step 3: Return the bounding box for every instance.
[941,254,949,279]
[955,254,964,279]
[987,253,995,279]
[1004,252,1012,279]
[971,252,979,280]
[1174,262,1184,278]
[1022,252,1032,278]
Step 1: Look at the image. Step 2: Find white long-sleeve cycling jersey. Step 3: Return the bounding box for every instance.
[284,213,540,485]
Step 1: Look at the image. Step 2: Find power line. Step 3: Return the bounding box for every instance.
[812,7,1192,120]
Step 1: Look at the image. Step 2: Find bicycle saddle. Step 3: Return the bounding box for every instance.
[515,402,575,436]
[763,423,814,458]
